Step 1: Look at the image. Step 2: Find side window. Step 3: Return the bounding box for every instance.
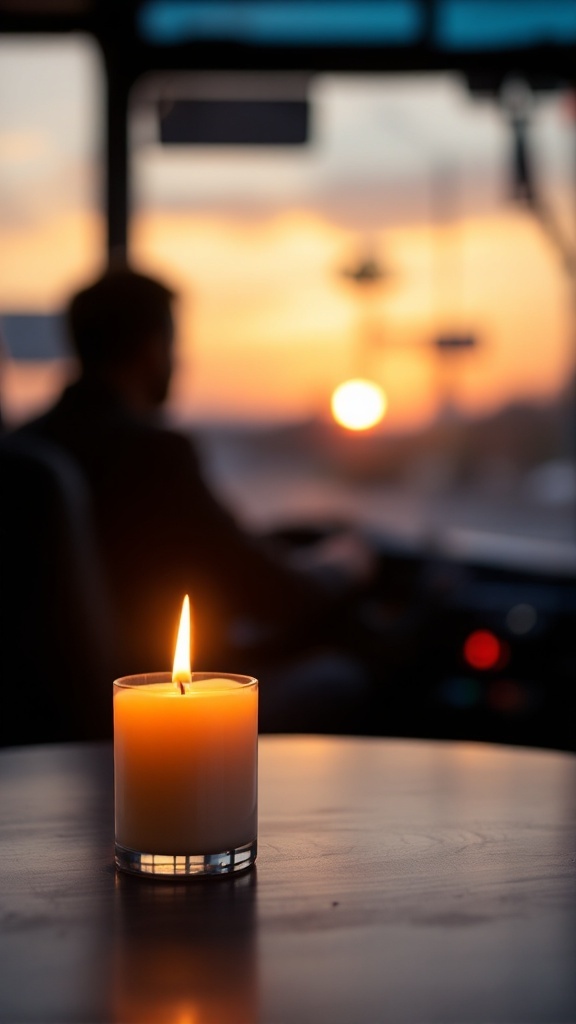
[0,34,104,426]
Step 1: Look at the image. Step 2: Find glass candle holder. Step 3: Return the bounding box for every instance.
[113,672,258,879]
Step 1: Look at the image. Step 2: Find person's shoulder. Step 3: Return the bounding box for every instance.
[138,416,195,448]
[138,419,202,469]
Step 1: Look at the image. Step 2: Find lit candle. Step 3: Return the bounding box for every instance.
[113,596,258,878]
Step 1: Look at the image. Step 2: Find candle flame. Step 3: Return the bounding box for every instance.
[172,595,192,685]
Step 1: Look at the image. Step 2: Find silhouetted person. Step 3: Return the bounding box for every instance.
[14,266,370,726]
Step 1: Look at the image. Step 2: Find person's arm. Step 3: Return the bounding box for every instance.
[158,432,366,639]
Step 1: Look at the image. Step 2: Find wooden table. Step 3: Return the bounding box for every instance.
[1,736,575,1023]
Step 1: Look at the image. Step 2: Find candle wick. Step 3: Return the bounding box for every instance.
[178,681,186,695]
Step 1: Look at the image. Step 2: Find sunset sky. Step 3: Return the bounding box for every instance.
[0,35,574,431]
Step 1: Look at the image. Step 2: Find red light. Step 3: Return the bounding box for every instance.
[463,630,503,671]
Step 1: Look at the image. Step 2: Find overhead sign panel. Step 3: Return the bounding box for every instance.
[158,97,309,144]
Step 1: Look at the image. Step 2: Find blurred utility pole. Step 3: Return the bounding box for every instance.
[95,0,138,262]
[502,77,576,482]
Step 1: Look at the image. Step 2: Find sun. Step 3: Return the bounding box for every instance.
[330,378,387,431]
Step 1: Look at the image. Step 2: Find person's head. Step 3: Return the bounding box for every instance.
[66,264,176,409]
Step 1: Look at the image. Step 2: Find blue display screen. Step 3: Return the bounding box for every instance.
[137,0,576,51]
[438,0,576,50]
[137,1,422,46]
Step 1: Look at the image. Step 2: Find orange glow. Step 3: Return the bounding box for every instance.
[172,595,192,684]
[331,378,387,431]
[0,207,572,431]
[133,207,574,428]
[0,209,104,308]
[463,630,503,671]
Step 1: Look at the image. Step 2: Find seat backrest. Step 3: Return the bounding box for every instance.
[0,436,114,745]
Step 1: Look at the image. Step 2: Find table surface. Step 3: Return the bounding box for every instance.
[1,735,575,1024]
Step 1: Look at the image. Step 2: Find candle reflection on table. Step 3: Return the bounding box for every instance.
[111,870,258,1024]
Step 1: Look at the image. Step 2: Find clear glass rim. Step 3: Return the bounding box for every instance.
[113,671,258,690]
